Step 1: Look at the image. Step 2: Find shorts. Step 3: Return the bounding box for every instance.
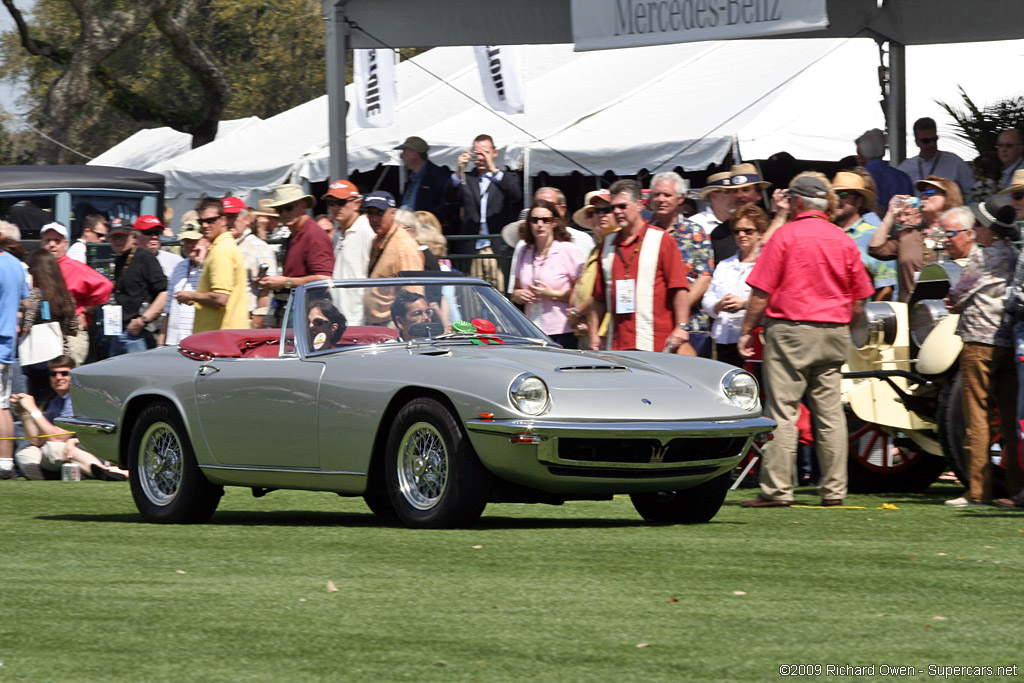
[0,362,11,409]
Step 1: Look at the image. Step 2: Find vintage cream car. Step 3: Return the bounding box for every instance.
[842,262,981,492]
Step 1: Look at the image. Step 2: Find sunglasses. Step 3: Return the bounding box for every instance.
[529,216,554,224]
[140,229,163,237]
[50,370,70,377]
[610,203,631,211]
[731,228,758,235]
[944,229,968,238]
[919,188,944,198]
[198,215,222,225]
[917,136,938,144]
[836,191,853,199]
[591,206,614,215]
[277,203,299,213]
[327,198,349,207]
[1012,192,1024,201]
[363,208,385,217]
[309,317,331,327]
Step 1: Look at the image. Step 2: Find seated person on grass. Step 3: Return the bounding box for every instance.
[12,355,128,481]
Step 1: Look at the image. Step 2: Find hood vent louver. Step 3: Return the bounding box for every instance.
[554,364,630,373]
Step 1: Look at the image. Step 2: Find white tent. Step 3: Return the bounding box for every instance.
[88,117,262,171]
[107,37,1024,221]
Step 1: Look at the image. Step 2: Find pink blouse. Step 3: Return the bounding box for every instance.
[514,241,584,335]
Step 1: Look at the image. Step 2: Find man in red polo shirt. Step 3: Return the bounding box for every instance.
[738,173,875,508]
[256,184,333,326]
[588,179,690,352]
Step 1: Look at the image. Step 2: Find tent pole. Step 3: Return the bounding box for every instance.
[885,41,906,166]
[326,1,349,180]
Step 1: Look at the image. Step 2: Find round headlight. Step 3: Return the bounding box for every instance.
[723,370,759,411]
[910,299,949,346]
[850,302,898,349]
[509,374,549,415]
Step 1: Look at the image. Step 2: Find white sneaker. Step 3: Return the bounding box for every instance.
[944,496,988,508]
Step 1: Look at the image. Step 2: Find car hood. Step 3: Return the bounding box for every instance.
[405,343,749,420]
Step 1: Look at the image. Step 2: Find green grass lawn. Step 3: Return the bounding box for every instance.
[0,480,1021,682]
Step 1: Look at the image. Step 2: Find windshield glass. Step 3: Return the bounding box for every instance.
[296,278,547,354]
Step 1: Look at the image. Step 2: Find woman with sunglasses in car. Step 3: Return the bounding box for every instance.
[868,175,964,302]
[511,199,584,348]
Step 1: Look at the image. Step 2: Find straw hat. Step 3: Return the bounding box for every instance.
[831,171,877,208]
[570,189,612,227]
[500,208,530,248]
[266,184,315,209]
[250,199,280,217]
[728,163,771,190]
[997,169,1024,195]
[698,172,732,200]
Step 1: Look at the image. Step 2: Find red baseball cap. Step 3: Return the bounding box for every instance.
[133,215,164,232]
[321,180,361,201]
[222,197,247,214]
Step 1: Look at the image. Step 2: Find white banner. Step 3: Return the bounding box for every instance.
[353,49,396,128]
[571,0,828,51]
[473,45,524,115]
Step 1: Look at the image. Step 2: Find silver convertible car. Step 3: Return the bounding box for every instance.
[60,277,774,528]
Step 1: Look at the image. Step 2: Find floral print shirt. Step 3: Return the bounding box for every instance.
[948,239,1018,347]
[659,214,714,332]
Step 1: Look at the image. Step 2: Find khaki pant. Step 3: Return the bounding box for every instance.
[14,441,67,480]
[961,342,1024,503]
[468,246,505,292]
[759,319,849,502]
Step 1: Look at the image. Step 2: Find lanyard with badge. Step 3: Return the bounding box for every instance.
[614,234,642,314]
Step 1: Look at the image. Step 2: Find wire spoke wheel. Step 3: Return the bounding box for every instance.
[128,401,222,524]
[396,421,449,510]
[138,422,184,506]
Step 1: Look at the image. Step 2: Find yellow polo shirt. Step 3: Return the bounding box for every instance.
[194,232,250,332]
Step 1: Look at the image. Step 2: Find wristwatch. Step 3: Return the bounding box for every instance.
[676,323,687,329]
[286,278,294,289]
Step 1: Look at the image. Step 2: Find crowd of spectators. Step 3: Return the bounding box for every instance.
[3,125,1024,510]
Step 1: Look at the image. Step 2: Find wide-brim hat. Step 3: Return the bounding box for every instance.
[698,172,732,200]
[915,178,948,194]
[267,184,315,209]
[997,169,1024,195]
[250,199,280,217]
[971,194,1018,237]
[831,171,877,208]
[500,208,530,248]
[728,163,771,190]
[570,189,612,226]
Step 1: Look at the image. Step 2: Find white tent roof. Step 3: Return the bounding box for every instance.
[88,117,261,170]
[106,37,1024,220]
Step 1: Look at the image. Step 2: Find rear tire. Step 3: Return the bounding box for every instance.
[938,370,1006,495]
[384,398,491,528]
[128,401,222,524]
[630,472,731,524]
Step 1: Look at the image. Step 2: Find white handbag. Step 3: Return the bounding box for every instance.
[18,321,63,366]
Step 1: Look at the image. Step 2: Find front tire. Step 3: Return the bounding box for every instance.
[384,398,490,528]
[630,472,731,524]
[128,401,222,524]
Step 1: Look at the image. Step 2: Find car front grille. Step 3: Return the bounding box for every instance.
[557,436,747,466]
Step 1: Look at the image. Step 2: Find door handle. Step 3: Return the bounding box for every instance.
[198,365,220,376]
